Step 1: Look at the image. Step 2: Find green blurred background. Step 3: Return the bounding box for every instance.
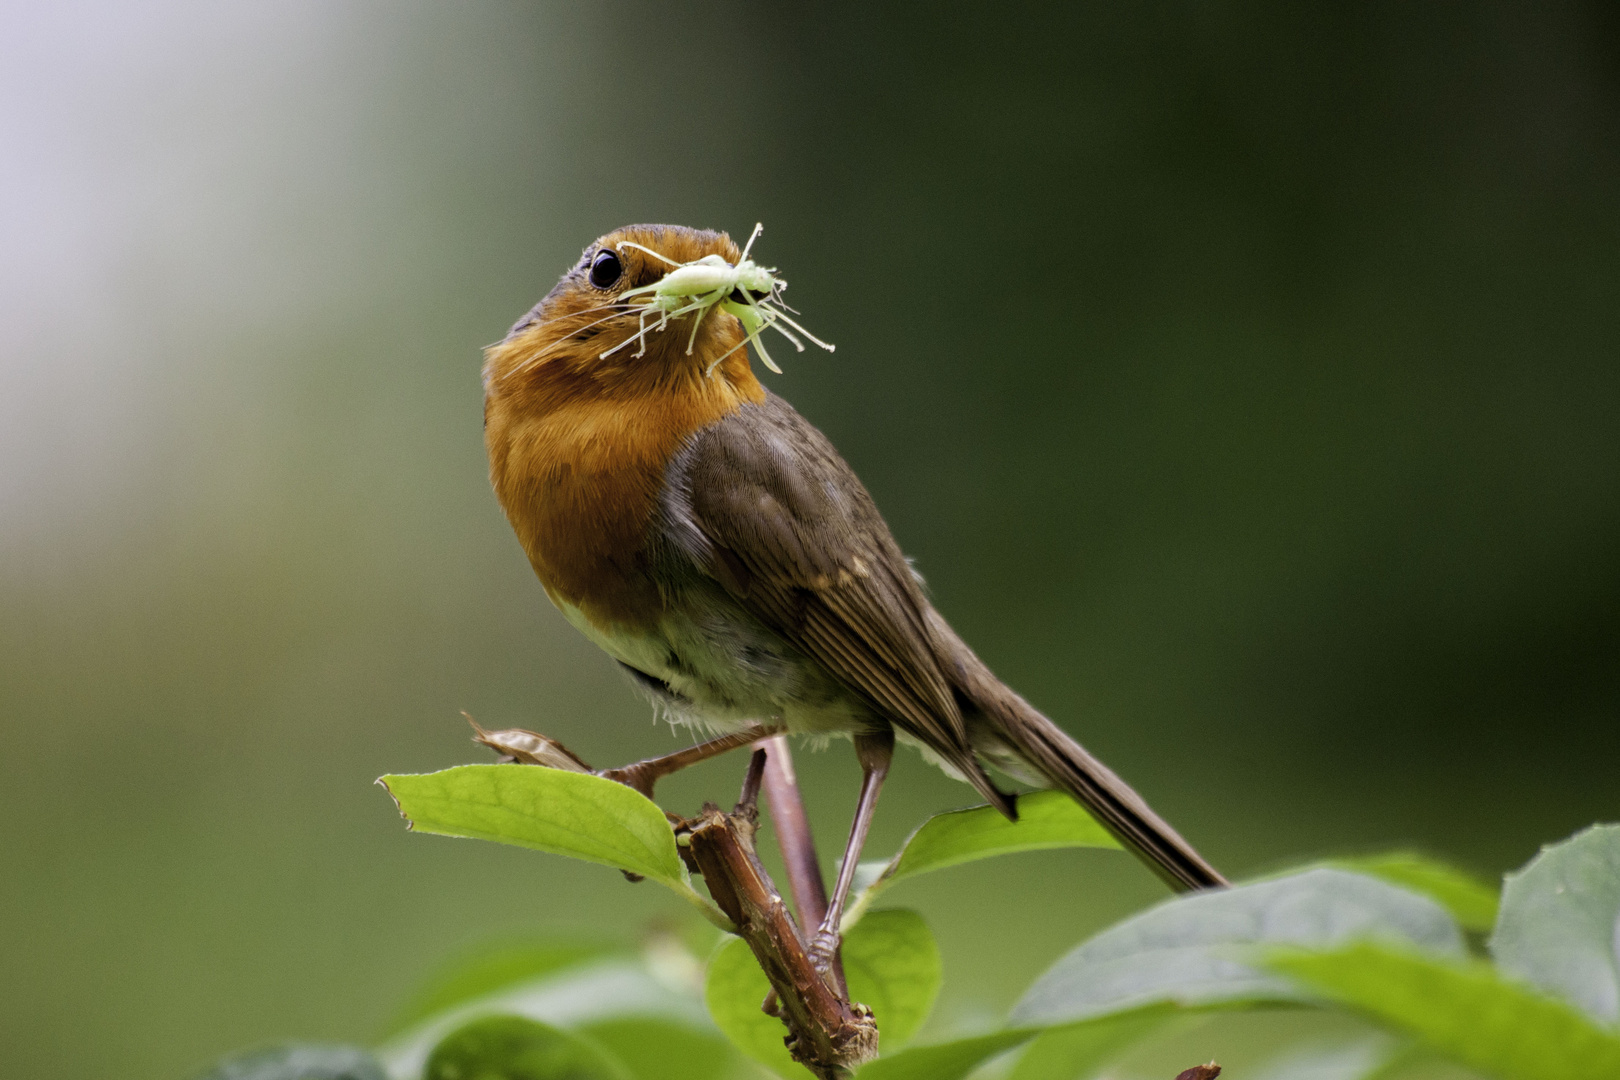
[2,3,1617,1077]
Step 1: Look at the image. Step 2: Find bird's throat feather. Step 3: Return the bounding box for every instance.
[483,329,764,631]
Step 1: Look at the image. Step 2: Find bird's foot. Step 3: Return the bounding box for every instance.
[596,726,783,802]
[806,926,841,974]
[598,762,658,799]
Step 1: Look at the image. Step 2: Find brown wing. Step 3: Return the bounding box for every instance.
[660,393,998,797]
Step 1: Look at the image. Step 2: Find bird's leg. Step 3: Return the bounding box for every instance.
[761,737,831,934]
[468,715,780,801]
[808,728,895,973]
[599,724,781,799]
[759,736,843,1003]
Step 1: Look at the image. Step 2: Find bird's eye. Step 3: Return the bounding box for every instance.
[588,249,622,289]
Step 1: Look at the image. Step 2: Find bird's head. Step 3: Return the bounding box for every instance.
[484,225,752,401]
[483,223,832,410]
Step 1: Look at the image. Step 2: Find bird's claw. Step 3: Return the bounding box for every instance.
[806,927,840,974]
[598,764,657,799]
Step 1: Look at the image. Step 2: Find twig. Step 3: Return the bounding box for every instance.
[682,802,878,1078]
[738,747,769,811]
[468,719,878,1076]
[465,712,780,799]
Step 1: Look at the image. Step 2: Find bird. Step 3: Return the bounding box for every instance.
[481,223,1226,963]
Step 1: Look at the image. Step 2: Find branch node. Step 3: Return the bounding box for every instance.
[685,804,878,1078]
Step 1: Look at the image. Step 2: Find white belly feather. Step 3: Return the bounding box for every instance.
[551,594,868,738]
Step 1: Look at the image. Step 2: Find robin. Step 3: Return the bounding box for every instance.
[482,224,1226,964]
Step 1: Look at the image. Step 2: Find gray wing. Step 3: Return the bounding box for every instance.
[658,396,1224,885]
[660,393,1006,805]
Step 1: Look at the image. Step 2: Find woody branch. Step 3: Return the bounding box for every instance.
[469,721,876,1079]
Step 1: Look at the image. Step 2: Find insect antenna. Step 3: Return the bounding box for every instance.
[760,303,835,353]
[614,241,686,269]
[739,222,764,262]
[765,314,807,352]
[482,300,632,350]
[732,293,804,354]
[599,295,707,360]
[505,304,637,377]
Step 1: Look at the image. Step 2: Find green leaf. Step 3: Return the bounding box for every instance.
[191,1045,387,1080]
[1006,1009,1172,1080]
[886,790,1122,876]
[1247,1035,1404,1080]
[704,935,809,1079]
[840,909,942,1051]
[378,955,718,1079]
[1267,943,1620,1080]
[854,1030,1034,1080]
[854,791,1118,903]
[1490,823,1620,1024]
[390,939,622,1035]
[1329,852,1500,933]
[423,1015,634,1080]
[379,765,685,887]
[574,1018,737,1080]
[1010,868,1464,1027]
[703,910,942,1078]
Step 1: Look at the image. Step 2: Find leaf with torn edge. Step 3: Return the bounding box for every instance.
[1490,823,1620,1025]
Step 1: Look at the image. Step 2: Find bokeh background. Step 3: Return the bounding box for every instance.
[3,2,1617,1077]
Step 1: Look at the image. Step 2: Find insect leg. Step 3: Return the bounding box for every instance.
[739,222,764,261]
[684,289,727,354]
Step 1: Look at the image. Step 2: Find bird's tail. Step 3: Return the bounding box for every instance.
[931,615,1227,892]
[988,696,1227,891]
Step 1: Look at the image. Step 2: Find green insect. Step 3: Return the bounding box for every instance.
[606,222,835,375]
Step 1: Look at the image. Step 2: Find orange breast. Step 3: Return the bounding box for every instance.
[484,331,764,632]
